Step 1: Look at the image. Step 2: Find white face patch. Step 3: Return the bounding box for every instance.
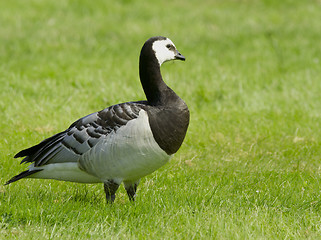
[152,38,177,66]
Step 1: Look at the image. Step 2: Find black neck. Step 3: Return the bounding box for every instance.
[139,54,165,104]
[139,43,179,105]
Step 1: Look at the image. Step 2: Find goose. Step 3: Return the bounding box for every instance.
[6,36,190,203]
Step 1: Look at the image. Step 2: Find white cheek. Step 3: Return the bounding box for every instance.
[155,50,175,66]
[152,40,175,66]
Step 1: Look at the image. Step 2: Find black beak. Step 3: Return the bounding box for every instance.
[175,51,186,61]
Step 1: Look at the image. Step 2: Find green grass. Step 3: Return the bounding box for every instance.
[1,0,321,239]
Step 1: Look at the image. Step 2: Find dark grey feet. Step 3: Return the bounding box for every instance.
[104,180,120,203]
[124,180,140,201]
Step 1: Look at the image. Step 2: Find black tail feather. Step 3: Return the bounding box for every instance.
[15,131,67,164]
[5,169,42,185]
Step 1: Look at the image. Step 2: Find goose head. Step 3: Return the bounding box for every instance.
[140,36,185,68]
[152,37,186,66]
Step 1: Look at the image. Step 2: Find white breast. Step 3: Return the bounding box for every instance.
[78,110,170,183]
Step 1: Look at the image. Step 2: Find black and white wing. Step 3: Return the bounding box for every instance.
[7,103,144,184]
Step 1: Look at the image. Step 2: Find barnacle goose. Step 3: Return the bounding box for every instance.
[6,36,190,203]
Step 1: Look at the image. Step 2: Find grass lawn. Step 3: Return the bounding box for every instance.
[1,0,321,239]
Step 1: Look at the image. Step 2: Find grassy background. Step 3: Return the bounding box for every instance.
[1,0,321,239]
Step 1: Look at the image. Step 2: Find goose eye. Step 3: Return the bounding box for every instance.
[166,44,175,51]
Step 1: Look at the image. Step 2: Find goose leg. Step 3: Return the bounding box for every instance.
[104,180,120,203]
[124,180,140,201]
